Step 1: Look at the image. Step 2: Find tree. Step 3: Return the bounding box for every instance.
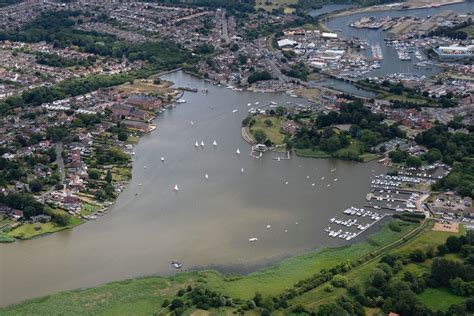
[169,298,184,310]
[446,236,462,252]
[275,106,286,117]
[53,212,71,226]
[253,130,267,143]
[105,170,112,184]
[409,249,427,262]
[331,274,348,288]
[406,156,422,168]
[29,179,43,193]
[264,119,273,127]
[88,168,100,180]
[118,132,128,141]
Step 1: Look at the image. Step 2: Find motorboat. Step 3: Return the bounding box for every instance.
[248,237,258,242]
[171,260,182,269]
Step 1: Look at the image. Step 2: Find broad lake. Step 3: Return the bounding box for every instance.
[0,71,387,307]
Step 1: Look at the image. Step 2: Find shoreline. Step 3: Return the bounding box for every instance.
[0,218,420,310]
[320,0,466,21]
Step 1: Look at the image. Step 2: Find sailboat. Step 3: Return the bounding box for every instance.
[200,141,205,147]
[213,140,217,146]
[174,184,179,191]
[205,174,209,180]
[241,168,244,173]
[236,148,240,155]
[195,141,199,147]
[190,121,194,126]
[161,157,165,162]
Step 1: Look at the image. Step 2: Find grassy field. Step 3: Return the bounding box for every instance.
[250,116,286,145]
[460,25,474,38]
[294,148,332,158]
[114,79,172,96]
[418,287,466,312]
[0,232,15,243]
[255,0,297,11]
[1,221,418,315]
[7,216,83,240]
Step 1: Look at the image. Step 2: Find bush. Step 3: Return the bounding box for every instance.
[331,274,348,288]
[170,298,184,310]
[389,221,402,232]
[409,249,427,263]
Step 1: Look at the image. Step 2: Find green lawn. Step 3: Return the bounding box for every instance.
[294,148,332,158]
[250,116,286,145]
[460,25,474,38]
[0,232,15,243]
[7,216,83,240]
[80,203,101,216]
[418,288,466,312]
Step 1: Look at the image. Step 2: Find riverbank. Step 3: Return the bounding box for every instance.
[2,219,466,314]
[0,220,419,313]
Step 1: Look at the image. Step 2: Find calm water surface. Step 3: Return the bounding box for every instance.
[0,72,388,307]
[325,2,474,77]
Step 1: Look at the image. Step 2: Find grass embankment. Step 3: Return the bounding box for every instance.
[295,140,380,162]
[1,221,417,315]
[250,116,286,145]
[6,216,83,240]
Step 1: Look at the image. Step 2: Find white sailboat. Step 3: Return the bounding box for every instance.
[232,109,238,113]
[161,157,165,162]
[236,148,240,155]
[195,141,199,147]
[174,184,179,191]
[241,168,244,173]
[200,141,205,147]
[190,121,194,125]
[213,140,217,146]
[205,174,209,180]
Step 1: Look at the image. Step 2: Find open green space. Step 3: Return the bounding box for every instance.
[7,216,83,240]
[250,116,286,145]
[294,148,332,158]
[418,287,466,312]
[460,25,474,38]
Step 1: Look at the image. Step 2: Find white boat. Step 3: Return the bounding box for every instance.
[144,166,147,169]
[236,148,240,155]
[205,174,209,180]
[248,237,258,242]
[190,121,194,125]
[255,102,259,105]
[312,183,315,186]
[174,184,179,191]
[241,168,244,173]
[176,99,186,104]
[161,157,165,162]
[195,141,199,147]
[270,101,277,105]
[285,181,288,185]
[334,178,338,181]
[200,141,205,147]
[213,140,217,146]
[138,183,142,186]
[321,177,325,180]
[266,225,271,228]
[247,103,251,106]
[232,109,238,113]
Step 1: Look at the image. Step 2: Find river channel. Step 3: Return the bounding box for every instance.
[0,71,389,307]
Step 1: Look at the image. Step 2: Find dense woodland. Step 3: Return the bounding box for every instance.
[291,97,405,160]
